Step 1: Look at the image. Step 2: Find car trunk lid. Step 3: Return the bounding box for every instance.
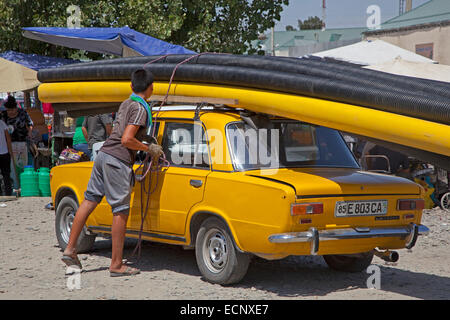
[245,168,421,198]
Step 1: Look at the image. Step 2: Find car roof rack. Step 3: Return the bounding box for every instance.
[150,94,239,106]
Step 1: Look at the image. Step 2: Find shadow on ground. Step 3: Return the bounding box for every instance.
[86,237,450,300]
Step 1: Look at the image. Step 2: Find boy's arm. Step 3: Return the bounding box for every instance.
[121,124,149,152]
[121,124,163,159]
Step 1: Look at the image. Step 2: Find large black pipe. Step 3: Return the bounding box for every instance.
[70,55,447,103]
[60,54,450,100]
[38,62,450,125]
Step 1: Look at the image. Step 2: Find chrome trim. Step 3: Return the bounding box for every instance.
[405,223,419,249]
[297,193,421,200]
[310,227,319,255]
[88,225,186,243]
[268,224,429,245]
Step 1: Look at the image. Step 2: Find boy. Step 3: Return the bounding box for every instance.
[62,68,163,276]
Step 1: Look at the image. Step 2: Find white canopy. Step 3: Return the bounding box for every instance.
[0,57,40,93]
[364,56,450,83]
[311,40,436,65]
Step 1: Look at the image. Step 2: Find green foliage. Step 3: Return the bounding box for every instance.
[285,25,297,31]
[0,0,288,58]
[298,16,324,30]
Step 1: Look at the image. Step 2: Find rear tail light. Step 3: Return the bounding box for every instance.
[291,203,323,216]
[397,199,425,211]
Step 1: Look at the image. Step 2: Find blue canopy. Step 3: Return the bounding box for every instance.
[23,27,196,57]
[0,50,79,71]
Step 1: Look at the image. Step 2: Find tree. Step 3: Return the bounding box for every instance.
[167,0,289,54]
[285,25,297,31]
[298,16,324,30]
[0,0,289,58]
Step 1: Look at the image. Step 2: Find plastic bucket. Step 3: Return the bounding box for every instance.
[38,167,51,197]
[20,166,39,197]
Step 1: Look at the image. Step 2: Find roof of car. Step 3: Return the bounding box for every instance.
[151,105,243,123]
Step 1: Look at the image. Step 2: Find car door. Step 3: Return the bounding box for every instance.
[142,120,211,236]
[128,121,161,231]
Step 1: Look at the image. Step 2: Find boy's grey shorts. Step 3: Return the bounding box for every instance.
[84,151,135,215]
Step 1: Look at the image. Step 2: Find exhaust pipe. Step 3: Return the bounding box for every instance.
[374,249,399,262]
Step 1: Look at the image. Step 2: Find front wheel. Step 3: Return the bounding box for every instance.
[55,196,96,253]
[323,251,374,272]
[195,217,250,285]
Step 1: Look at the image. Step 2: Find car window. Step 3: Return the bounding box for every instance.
[162,122,210,168]
[227,120,359,171]
[283,123,319,162]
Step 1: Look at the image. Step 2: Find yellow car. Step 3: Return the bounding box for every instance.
[51,106,429,284]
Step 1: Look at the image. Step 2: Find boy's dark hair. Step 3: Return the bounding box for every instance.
[131,68,154,93]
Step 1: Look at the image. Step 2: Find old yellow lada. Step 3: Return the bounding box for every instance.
[51,106,429,284]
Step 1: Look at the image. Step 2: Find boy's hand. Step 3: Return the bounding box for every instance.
[148,143,163,159]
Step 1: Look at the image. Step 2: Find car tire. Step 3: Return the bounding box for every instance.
[55,196,96,253]
[195,217,250,285]
[323,251,374,273]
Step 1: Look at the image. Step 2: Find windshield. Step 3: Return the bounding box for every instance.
[226,120,359,171]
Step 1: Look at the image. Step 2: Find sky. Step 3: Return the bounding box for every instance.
[276,0,431,30]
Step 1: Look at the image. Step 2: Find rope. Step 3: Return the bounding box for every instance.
[131,52,223,260]
[144,52,226,136]
[131,154,170,259]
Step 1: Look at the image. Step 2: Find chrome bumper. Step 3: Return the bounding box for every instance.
[268,223,429,255]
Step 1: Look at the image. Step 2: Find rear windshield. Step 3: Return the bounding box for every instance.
[226,120,359,171]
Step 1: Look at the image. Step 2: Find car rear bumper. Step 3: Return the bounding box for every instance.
[268,223,429,254]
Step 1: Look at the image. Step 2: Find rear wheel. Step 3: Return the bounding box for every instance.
[323,251,374,272]
[55,196,96,253]
[195,217,250,285]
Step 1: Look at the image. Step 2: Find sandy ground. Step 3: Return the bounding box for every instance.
[0,196,449,300]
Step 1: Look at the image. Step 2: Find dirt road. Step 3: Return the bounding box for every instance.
[0,197,449,300]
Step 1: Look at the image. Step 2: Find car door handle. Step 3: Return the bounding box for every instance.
[190,179,203,188]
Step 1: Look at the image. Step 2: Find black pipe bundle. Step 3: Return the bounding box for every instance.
[38,54,450,170]
[38,54,450,126]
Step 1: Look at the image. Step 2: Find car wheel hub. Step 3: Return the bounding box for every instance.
[60,207,75,243]
[203,229,228,273]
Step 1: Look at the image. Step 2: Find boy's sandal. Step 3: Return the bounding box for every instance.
[109,266,140,277]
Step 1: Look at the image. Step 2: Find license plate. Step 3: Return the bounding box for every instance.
[335,200,388,217]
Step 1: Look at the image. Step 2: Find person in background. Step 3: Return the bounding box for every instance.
[1,95,33,189]
[72,116,91,159]
[82,114,113,160]
[1,95,33,142]
[0,119,13,196]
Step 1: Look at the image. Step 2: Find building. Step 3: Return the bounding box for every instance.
[364,0,450,64]
[254,27,366,57]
